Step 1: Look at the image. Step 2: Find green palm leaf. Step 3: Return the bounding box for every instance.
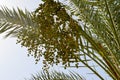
[66,0,120,79]
[0,7,34,37]
[27,70,84,80]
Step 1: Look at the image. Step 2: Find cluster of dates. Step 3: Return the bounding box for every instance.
[17,0,81,68]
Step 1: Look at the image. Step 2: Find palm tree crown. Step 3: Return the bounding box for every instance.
[0,0,120,79]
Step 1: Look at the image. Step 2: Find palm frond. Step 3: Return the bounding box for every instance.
[27,70,84,80]
[0,7,34,37]
[65,0,120,79]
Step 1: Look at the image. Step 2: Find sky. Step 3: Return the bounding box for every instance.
[0,0,112,80]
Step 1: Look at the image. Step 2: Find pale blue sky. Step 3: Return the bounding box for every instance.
[0,0,42,10]
[0,0,111,80]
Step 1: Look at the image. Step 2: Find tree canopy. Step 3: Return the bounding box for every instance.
[0,0,120,79]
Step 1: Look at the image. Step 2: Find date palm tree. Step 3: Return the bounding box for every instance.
[0,0,120,79]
